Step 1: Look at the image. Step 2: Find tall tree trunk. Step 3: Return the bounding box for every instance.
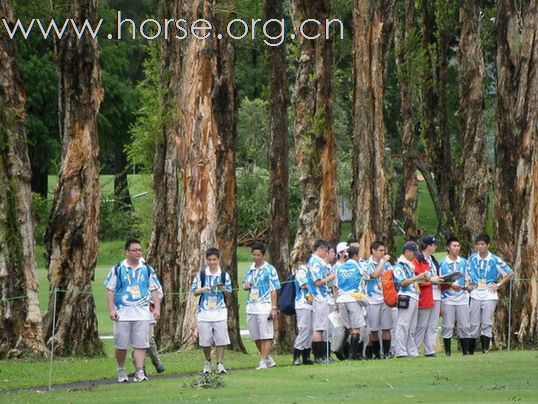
[214,5,244,352]
[290,0,338,268]
[43,0,104,356]
[265,0,293,353]
[351,0,395,257]
[495,0,538,348]
[113,142,132,210]
[395,0,418,241]
[419,0,455,238]
[494,0,520,263]
[457,0,489,256]
[171,0,241,349]
[0,0,48,359]
[148,1,182,350]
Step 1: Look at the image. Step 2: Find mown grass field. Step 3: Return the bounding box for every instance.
[2,351,536,402]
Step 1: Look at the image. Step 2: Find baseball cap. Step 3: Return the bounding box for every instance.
[402,241,420,253]
[336,242,349,254]
[420,235,440,246]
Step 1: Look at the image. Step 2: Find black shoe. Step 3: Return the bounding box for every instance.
[382,339,392,359]
[155,363,165,373]
[302,348,314,365]
[469,338,476,355]
[371,340,381,359]
[293,349,302,366]
[424,353,437,357]
[443,338,452,356]
[461,338,470,356]
[481,335,490,353]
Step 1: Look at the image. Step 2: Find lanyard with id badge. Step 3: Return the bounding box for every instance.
[250,268,262,302]
[477,259,489,289]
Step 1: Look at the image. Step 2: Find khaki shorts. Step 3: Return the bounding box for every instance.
[114,320,150,349]
[247,313,274,341]
[339,302,366,329]
[312,300,329,332]
[198,320,231,347]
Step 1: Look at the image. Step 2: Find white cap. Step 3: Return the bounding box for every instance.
[336,242,349,254]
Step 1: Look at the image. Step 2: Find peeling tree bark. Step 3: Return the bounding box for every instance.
[457,0,489,256]
[395,0,418,241]
[148,0,182,351]
[0,0,48,359]
[264,0,293,352]
[351,0,395,257]
[290,0,338,269]
[495,0,538,348]
[44,0,104,357]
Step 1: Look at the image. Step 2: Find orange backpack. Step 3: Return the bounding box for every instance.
[381,269,398,307]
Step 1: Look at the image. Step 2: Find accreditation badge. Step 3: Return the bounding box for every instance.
[128,285,141,299]
[250,288,259,301]
[478,279,487,289]
[207,294,218,309]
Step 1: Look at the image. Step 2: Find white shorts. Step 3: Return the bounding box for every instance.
[114,320,150,350]
[339,302,366,329]
[198,320,230,347]
[312,300,330,332]
[247,313,274,341]
[366,303,394,331]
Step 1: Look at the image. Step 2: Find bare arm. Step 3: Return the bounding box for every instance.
[107,290,118,320]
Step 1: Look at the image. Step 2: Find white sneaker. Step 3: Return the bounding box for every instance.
[265,356,276,368]
[217,362,227,374]
[203,360,212,374]
[117,368,128,383]
[133,369,148,382]
[256,359,268,370]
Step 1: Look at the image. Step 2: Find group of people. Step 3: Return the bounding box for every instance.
[103,232,514,382]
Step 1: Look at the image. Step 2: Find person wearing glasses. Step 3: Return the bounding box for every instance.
[104,239,162,383]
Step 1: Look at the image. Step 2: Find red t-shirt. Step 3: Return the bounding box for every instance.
[413,259,434,309]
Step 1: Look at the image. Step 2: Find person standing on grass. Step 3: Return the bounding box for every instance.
[414,236,444,357]
[363,241,394,359]
[307,239,336,363]
[333,247,368,360]
[192,247,233,375]
[466,234,514,354]
[293,259,316,366]
[104,239,162,383]
[439,237,471,356]
[393,241,428,358]
[242,241,281,370]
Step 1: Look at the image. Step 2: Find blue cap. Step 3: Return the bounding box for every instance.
[402,241,420,253]
[420,235,440,246]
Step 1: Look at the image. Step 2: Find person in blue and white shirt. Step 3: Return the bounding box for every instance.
[439,237,471,356]
[307,238,335,363]
[363,241,393,359]
[466,233,514,354]
[392,241,428,358]
[192,247,233,375]
[334,246,368,360]
[104,239,162,383]
[293,260,316,366]
[242,241,281,370]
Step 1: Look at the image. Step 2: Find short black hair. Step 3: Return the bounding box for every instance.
[370,241,384,254]
[250,241,266,255]
[446,237,460,248]
[205,247,220,258]
[313,239,330,251]
[125,239,141,251]
[347,246,360,259]
[347,237,359,245]
[475,233,490,245]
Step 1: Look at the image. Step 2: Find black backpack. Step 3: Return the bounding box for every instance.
[279,274,296,315]
[199,269,227,306]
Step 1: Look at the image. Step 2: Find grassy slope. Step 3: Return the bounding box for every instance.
[2,351,537,402]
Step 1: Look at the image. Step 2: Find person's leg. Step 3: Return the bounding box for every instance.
[379,304,393,358]
[216,346,225,362]
[469,298,481,338]
[424,301,441,355]
[116,349,127,367]
[442,304,456,356]
[393,303,412,357]
[480,300,497,353]
[414,307,430,353]
[146,323,163,371]
[406,299,419,357]
[455,304,471,355]
[247,313,262,353]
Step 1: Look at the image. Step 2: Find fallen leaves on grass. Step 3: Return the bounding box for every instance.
[183,374,226,389]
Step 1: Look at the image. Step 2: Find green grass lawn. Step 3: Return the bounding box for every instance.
[2,351,537,402]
